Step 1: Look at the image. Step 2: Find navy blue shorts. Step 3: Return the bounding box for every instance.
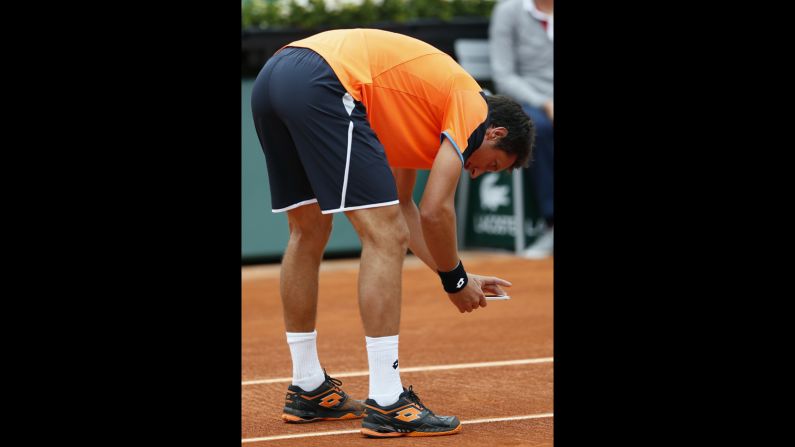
[250,47,398,214]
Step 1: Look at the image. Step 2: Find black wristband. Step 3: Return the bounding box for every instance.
[438,260,468,293]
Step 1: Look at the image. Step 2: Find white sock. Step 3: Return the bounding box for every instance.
[285,330,325,392]
[366,335,403,406]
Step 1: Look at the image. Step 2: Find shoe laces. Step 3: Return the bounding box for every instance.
[323,369,343,392]
[404,385,434,415]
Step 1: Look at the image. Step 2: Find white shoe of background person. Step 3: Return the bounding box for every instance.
[523,227,553,259]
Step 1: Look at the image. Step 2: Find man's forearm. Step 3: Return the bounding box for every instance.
[400,201,438,272]
[420,204,460,272]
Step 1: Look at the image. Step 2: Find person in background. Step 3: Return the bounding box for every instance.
[490,0,554,258]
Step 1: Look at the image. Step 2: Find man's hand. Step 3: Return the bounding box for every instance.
[446,274,513,313]
[543,99,554,121]
[469,274,512,296]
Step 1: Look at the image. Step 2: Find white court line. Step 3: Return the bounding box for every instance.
[241,413,554,443]
[242,357,554,386]
[243,428,360,443]
[463,413,554,424]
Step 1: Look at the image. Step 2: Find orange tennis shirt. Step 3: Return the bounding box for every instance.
[285,28,488,169]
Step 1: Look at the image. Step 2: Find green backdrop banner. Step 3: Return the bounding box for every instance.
[463,171,545,251]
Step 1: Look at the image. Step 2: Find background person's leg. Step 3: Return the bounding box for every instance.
[282,202,333,391]
[522,105,554,258]
[346,204,409,406]
[523,105,554,225]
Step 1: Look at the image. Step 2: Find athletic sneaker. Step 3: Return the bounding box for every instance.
[523,227,553,259]
[361,385,462,437]
[282,371,365,423]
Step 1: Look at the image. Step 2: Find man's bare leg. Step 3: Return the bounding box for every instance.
[346,204,409,406]
[281,203,332,391]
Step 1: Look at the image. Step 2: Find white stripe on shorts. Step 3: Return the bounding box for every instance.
[321,200,400,215]
[271,198,318,213]
[340,92,355,209]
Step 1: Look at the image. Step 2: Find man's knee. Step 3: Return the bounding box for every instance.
[289,219,333,241]
[287,205,333,244]
[347,205,408,250]
[390,215,410,249]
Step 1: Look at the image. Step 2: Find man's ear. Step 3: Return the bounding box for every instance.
[490,126,508,140]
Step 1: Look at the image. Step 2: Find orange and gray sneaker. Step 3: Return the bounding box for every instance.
[282,371,365,423]
[361,386,462,437]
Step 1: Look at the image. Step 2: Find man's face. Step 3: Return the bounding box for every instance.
[464,126,517,179]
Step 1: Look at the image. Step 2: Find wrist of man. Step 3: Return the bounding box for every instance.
[438,260,468,293]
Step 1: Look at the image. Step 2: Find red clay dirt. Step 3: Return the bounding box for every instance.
[242,252,553,446]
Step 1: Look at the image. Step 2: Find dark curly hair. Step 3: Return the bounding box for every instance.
[486,95,535,169]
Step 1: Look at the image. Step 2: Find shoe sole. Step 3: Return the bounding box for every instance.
[282,413,362,423]
[361,424,462,437]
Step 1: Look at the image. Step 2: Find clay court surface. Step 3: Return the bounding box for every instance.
[242,252,553,446]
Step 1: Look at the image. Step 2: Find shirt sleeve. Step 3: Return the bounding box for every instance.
[440,86,488,165]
